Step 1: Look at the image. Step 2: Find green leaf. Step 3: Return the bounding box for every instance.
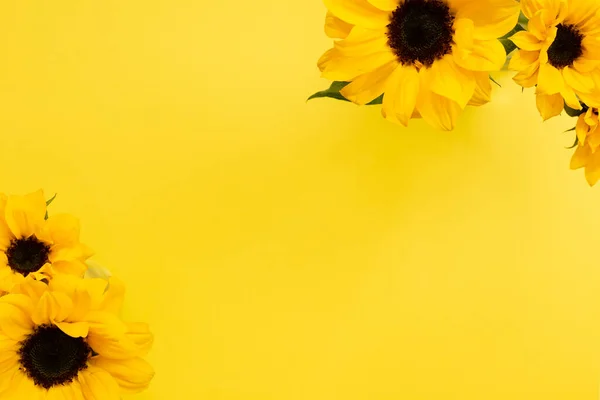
[367,95,383,105]
[308,81,383,105]
[499,38,517,55]
[307,81,351,103]
[518,11,529,29]
[499,23,525,55]
[45,193,57,220]
[564,104,585,117]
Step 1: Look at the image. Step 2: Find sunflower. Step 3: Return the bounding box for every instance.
[0,274,154,399]
[509,0,600,120]
[570,106,600,185]
[317,0,521,130]
[0,190,93,294]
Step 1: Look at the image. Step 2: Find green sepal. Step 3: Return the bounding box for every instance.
[518,11,529,29]
[45,193,57,220]
[566,135,579,149]
[308,81,383,105]
[308,81,351,103]
[564,104,585,117]
[499,23,525,55]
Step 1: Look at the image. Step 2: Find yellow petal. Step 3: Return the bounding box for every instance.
[0,195,12,251]
[333,26,390,58]
[325,11,353,39]
[585,151,600,186]
[535,93,564,121]
[0,294,34,341]
[323,0,391,29]
[341,60,398,105]
[86,311,128,338]
[318,48,335,72]
[1,369,42,400]
[510,31,543,51]
[455,0,520,40]
[571,143,592,169]
[367,0,398,11]
[78,367,121,400]
[100,277,126,314]
[381,65,420,126]
[427,56,475,108]
[32,292,73,325]
[512,59,540,87]
[527,10,551,40]
[416,72,462,131]
[38,214,81,246]
[56,321,90,338]
[562,66,594,94]
[508,50,540,71]
[321,50,397,81]
[468,72,493,106]
[560,84,582,109]
[537,63,564,94]
[453,39,507,71]
[576,113,591,144]
[3,190,46,239]
[124,322,154,357]
[91,357,154,394]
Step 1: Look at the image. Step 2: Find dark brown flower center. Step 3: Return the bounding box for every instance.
[547,24,584,69]
[18,325,91,389]
[386,0,455,67]
[6,236,50,276]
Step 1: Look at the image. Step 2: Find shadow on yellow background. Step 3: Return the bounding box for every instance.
[0,1,600,399]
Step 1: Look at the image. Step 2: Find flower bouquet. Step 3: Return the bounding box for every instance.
[310,0,600,185]
[0,190,153,399]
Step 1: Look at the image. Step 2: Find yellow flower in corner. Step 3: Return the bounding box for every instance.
[0,190,93,294]
[570,107,600,185]
[0,275,154,399]
[318,0,520,130]
[509,0,600,120]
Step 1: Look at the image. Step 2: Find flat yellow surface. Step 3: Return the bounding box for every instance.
[1,1,600,399]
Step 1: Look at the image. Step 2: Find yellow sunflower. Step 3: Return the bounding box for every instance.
[570,106,600,185]
[0,274,154,399]
[509,0,600,120]
[0,190,93,294]
[317,0,521,130]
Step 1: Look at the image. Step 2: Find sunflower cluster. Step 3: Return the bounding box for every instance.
[310,0,600,186]
[0,190,153,399]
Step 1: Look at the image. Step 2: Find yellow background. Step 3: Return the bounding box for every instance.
[0,1,599,399]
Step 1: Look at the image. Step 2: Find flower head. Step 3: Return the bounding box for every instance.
[570,106,600,185]
[318,0,520,130]
[0,275,154,398]
[509,0,600,120]
[0,190,93,294]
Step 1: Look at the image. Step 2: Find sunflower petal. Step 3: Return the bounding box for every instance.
[537,63,564,94]
[427,56,475,108]
[455,0,520,40]
[91,357,154,394]
[571,143,592,170]
[381,65,420,126]
[78,367,121,400]
[325,11,353,39]
[3,190,46,239]
[341,61,398,104]
[323,0,391,29]
[536,93,564,121]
